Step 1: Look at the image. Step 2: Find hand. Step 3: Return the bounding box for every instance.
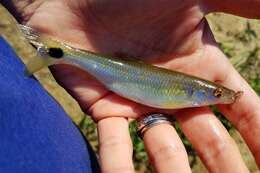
[6,0,260,172]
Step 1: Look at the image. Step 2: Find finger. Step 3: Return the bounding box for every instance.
[215,56,260,167]
[177,107,249,173]
[142,121,191,173]
[204,0,260,18]
[97,117,134,173]
[89,93,177,121]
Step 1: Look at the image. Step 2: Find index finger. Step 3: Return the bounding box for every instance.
[216,52,260,167]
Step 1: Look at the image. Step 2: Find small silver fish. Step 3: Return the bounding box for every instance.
[19,24,242,109]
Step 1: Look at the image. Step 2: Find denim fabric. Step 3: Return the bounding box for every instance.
[0,37,100,173]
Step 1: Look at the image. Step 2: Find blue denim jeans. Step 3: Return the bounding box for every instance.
[0,37,100,173]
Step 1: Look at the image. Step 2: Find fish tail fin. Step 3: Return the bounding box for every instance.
[18,24,43,48]
[17,24,56,76]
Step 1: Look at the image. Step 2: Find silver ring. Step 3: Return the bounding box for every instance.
[137,113,172,137]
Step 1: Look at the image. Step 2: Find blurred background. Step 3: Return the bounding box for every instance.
[2,11,260,172]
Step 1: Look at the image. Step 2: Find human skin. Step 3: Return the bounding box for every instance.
[2,0,260,172]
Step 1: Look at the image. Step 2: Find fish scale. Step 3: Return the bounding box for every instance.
[17,24,242,109]
[57,51,235,108]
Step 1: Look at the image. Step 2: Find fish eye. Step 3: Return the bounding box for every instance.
[213,88,223,98]
[48,47,64,58]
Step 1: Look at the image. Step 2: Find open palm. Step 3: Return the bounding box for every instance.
[9,0,260,172]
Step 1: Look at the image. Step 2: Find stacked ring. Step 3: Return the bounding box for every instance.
[137,113,172,137]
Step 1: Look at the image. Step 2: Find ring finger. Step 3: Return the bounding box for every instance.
[141,115,191,173]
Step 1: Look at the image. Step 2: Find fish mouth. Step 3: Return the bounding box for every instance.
[232,91,243,102]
